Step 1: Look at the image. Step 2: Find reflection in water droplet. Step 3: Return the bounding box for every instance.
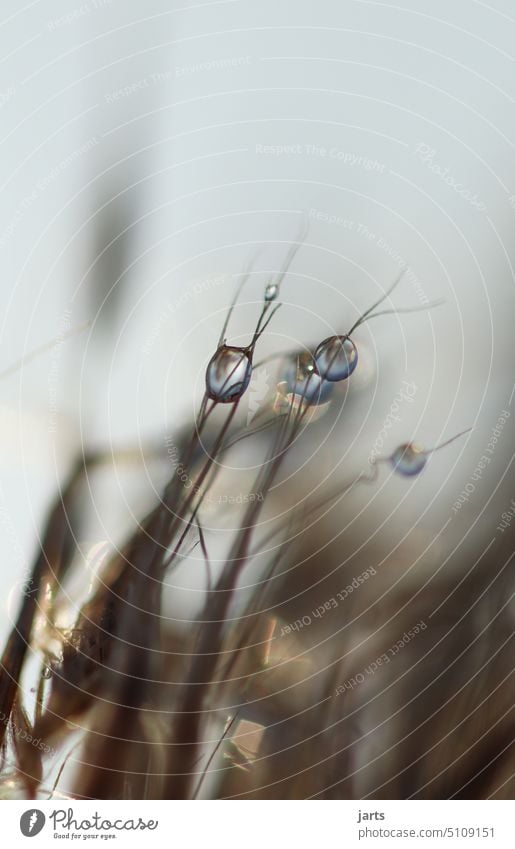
[390,443,427,476]
[314,335,358,381]
[264,283,278,302]
[284,351,333,406]
[205,345,252,403]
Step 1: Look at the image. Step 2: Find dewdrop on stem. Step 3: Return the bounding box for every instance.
[314,271,442,385]
[205,305,279,405]
[205,273,280,405]
[314,335,358,381]
[206,216,310,404]
[390,442,427,476]
[264,282,278,302]
[205,345,253,404]
[283,351,333,406]
[386,430,471,477]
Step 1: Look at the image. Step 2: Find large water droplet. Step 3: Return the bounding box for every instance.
[264,282,279,302]
[314,335,358,382]
[390,443,427,476]
[205,345,252,403]
[284,351,333,406]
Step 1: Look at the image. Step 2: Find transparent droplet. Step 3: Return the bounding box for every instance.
[264,282,278,302]
[42,665,52,679]
[284,351,333,406]
[205,345,252,403]
[314,335,358,382]
[390,443,427,476]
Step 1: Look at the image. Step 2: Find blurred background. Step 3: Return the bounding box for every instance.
[0,0,513,685]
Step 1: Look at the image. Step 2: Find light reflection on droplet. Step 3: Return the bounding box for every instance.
[283,351,333,406]
[264,282,278,302]
[390,442,427,476]
[314,335,358,382]
[205,345,252,403]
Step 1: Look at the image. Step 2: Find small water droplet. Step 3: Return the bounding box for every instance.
[42,665,52,679]
[314,335,358,381]
[205,345,252,403]
[284,351,333,406]
[264,282,278,302]
[390,443,427,476]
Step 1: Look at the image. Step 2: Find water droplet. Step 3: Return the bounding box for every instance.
[205,345,252,403]
[390,443,427,476]
[264,282,278,302]
[314,335,358,381]
[42,665,52,679]
[284,351,333,406]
